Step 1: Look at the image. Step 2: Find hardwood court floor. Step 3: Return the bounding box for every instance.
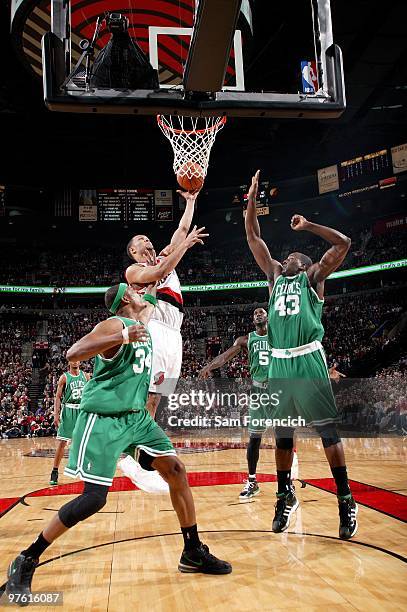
[0,436,406,611]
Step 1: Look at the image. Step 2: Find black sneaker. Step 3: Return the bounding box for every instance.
[49,468,58,486]
[239,479,260,503]
[272,490,299,533]
[178,544,232,575]
[338,497,358,539]
[6,554,38,606]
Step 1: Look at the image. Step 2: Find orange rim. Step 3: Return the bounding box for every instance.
[156,115,226,135]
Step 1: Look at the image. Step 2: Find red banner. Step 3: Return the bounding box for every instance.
[373,214,407,235]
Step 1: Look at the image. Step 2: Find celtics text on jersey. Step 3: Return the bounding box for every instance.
[268,272,324,349]
[247,332,270,383]
[63,370,87,405]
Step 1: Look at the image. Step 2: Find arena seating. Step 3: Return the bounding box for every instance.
[0,226,405,286]
[1,285,405,436]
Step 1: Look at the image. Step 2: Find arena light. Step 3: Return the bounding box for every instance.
[0,259,405,296]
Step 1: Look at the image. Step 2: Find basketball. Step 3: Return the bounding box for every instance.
[177,161,204,192]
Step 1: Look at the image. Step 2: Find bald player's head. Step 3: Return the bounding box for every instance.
[281,252,312,276]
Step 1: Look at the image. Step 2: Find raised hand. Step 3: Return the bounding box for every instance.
[184,225,209,249]
[291,214,310,231]
[248,169,260,202]
[177,187,202,200]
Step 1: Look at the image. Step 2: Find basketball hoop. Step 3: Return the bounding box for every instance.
[157,115,226,179]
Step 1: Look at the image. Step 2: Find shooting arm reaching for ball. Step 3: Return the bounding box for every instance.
[199,336,248,379]
[160,189,201,256]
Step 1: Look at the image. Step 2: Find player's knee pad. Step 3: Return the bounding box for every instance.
[274,427,295,450]
[315,425,341,448]
[58,482,108,528]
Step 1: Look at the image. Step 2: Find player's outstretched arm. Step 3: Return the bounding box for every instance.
[53,374,66,427]
[126,226,208,285]
[198,336,248,379]
[66,319,149,362]
[291,215,351,285]
[245,170,282,286]
[160,189,200,255]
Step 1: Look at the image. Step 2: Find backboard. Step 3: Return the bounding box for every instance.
[10,0,345,118]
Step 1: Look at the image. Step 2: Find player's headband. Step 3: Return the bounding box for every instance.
[109,283,128,314]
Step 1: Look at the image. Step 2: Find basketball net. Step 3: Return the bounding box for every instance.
[157,115,226,178]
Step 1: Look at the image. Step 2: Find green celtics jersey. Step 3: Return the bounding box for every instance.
[62,370,87,405]
[268,272,324,349]
[80,316,152,415]
[247,331,270,382]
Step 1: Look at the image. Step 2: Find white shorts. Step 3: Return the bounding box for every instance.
[148,319,182,396]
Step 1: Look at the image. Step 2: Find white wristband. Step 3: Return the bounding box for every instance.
[122,327,130,344]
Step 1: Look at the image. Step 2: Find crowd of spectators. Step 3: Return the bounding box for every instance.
[0,226,405,287]
[336,356,407,434]
[0,316,41,438]
[0,284,405,438]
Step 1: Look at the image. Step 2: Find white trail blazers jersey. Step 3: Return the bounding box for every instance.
[126,256,183,330]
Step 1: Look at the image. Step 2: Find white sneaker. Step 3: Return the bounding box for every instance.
[118,455,169,494]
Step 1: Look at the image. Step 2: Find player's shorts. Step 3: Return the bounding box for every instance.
[56,404,81,441]
[269,340,338,427]
[148,319,182,396]
[247,381,270,435]
[65,409,176,486]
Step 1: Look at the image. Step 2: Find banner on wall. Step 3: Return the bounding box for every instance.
[373,214,407,235]
[317,165,339,194]
[391,143,407,174]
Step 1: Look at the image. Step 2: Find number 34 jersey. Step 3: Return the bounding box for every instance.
[268,272,325,349]
[79,316,152,415]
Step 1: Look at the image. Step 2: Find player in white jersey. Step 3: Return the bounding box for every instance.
[119,190,202,489]
[125,189,199,416]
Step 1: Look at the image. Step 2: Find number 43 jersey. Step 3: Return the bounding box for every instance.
[80,316,152,415]
[268,272,325,349]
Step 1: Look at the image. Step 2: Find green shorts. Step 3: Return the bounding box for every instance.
[247,383,270,435]
[65,409,176,486]
[56,404,81,441]
[269,343,338,427]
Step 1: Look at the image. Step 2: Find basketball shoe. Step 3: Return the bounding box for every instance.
[178,543,232,575]
[239,479,260,502]
[49,468,58,486]
[338,497,358,539]
[6,554,38,604]
[272,487,299,532]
